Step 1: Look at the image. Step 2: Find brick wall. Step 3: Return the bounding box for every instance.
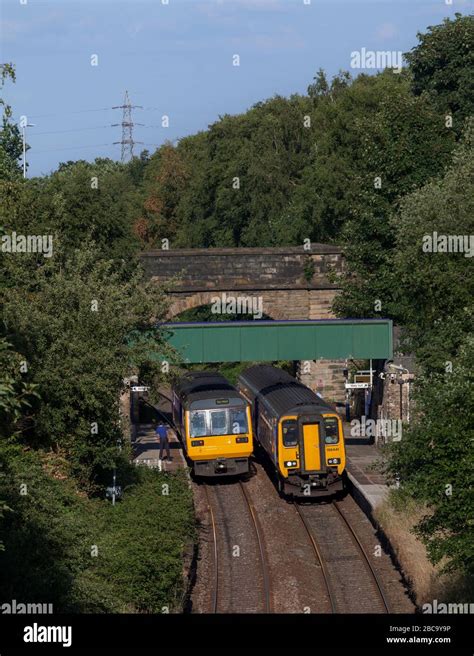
[297,359,347,405]
[375,372,414,423]
[140,245,343,292]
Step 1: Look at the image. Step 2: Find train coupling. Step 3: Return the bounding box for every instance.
[215,460,227,474]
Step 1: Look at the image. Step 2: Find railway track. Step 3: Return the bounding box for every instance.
[203,481,271,613]
[331,499,390,613]
[294,499,390,613]
[293,502,337,613]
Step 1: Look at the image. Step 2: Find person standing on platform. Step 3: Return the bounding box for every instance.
[156,421,172,461]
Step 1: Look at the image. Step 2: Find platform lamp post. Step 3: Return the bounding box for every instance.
[22,122,35,179]
[107,436,123,506]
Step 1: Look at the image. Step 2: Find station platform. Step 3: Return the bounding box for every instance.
[131,423,186,473]
[131,387,187,472]
[344,433,390,510]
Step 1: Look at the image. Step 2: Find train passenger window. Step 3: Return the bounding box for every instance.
[209,410,228,435]
[190,411,207,437]
[324,417,339,444]
[282,419,298,447]
[230,409,248,434]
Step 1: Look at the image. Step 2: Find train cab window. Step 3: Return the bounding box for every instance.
[324,417,339,444]
[230,409,248,434]
[282,419,298,447]
[209,410,228,435]
[190,411,207,438]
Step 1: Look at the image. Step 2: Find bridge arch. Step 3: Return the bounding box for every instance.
[167,289,337,322]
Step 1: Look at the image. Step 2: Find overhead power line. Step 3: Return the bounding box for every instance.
[33,143,161,154]
[33,126,112,136]
[26,107,113,119]
[33,143,112,154]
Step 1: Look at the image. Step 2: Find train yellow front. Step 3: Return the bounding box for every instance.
[238,365,346,497]
[172,371,253,477]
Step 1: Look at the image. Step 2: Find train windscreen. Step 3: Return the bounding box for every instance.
[324,417,339,444]
[190,408,248,437]
[282,419,298,446]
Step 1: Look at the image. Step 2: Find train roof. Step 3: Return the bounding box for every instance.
[173,371,245,406]
[238,365,334,417]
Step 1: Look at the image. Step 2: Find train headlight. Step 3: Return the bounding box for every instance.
[236,437,248,443]
[328,458,340,465]
[191,440,204,447]
[284,460,297,467]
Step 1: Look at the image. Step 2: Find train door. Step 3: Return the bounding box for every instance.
[299,416,325,473]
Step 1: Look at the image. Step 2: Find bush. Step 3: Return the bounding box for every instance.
[0,446,194,613]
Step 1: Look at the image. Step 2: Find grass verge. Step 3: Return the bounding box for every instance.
[374,489,473,607]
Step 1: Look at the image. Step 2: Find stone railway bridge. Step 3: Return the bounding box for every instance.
[140,245,347,402]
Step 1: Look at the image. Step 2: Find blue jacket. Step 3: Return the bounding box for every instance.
[155,425,168,440]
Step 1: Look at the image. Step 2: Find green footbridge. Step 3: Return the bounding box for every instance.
[161,319,393,363]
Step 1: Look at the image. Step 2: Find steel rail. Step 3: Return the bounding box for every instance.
[238,481,272,613]
[293,503,337,613]
[203,485,219,613]
[332,500,390,613]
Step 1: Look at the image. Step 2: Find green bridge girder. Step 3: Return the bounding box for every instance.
[161,319,393,363]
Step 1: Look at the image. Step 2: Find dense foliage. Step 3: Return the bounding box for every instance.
[0,65,193,611]
[387,335,474,576]
[405,13,474,132]
[389,124,474,368]
[2,243,171,487]
[380,124,473,578]
[0,446,193,612]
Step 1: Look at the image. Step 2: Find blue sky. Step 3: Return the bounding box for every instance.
[1,0,470,176]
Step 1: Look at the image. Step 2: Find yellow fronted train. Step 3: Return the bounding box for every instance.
[172,371,253,477]
[238,365,346,497]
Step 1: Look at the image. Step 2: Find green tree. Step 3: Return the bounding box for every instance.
[0,337,39,439]
[1,242,171,487]
[331,71,455,319]
[405,13,474,134]
[387,334,474,576]
[389,121,474,369]
[139,143,190,247]
[0,63,23,182]
[39,159,142,261]
[173,94,313,247]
